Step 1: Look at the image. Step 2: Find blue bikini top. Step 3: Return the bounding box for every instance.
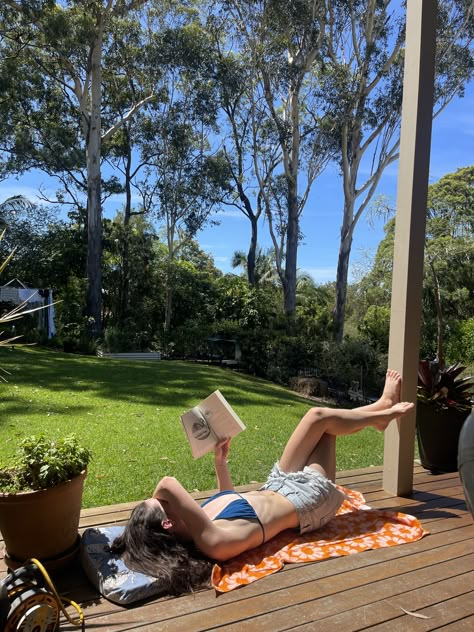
[201,490,265,543]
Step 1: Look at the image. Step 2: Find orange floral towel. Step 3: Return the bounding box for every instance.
[211,486,428,593]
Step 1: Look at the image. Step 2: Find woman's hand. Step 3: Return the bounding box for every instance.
[214,438,233,491]
[214,437,231,465]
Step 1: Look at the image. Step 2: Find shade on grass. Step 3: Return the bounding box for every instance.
[0,347,386,508]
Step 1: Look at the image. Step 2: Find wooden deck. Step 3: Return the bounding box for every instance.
[2,463,473,631]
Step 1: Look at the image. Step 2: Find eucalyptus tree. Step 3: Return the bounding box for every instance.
[102,1,211,225]
[0,0,155,335]
[321,0,474,342]
[208,26,281,287]
[213,51,262,286]
[145,115,230,333]
[221,0,333,316]
[132,19,232,333]
[99,3,165,326]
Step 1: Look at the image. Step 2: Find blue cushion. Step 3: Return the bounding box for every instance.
[80,526,170,605]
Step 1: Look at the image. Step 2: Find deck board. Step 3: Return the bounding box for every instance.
[1,465,473,631]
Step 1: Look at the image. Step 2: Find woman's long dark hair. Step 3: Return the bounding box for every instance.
[109,501,213,595]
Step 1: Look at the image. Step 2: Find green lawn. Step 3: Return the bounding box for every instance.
[0,347,386,508]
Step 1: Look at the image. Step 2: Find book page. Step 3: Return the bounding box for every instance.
[196,390,246,440]
[180,391,245,459]
[180,406,219,459]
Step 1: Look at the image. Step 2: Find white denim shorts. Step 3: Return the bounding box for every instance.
[260,463,345,533]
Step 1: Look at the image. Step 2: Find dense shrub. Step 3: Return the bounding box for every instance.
[358,305,390,352]
[265,335,318,384]
[447,318,474,370]
[317,338,385,395]
[164,321,214,359]
[53,276,92,353]
[102,326,135,353]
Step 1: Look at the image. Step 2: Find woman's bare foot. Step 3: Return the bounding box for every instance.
[373,401,414,431]
[378,370,401,408]
[390,401,414,416]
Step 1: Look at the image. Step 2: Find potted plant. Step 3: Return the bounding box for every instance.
[416,359,474,474]
[0,434,91,570]
[0,227,91,569]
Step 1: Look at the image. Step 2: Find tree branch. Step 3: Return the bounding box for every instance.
[101,94,156,142]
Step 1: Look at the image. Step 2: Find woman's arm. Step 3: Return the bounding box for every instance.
[214,438,234,491]
[153,474,259,561]
[153,475,216,534]
[153,475,231,557]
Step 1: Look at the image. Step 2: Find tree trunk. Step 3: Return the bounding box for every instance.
[86,36,103,337]
[334,200,355,344]
[429,259,444,368]
[119,126,132,328]
[227,97,261,288]
[284,178,298,315]
[334,233,352,344]
[124,126,132,226]
[247,214,258,286]
[164,230,175,334]
[164,284,173,334]
[283,74,301,317]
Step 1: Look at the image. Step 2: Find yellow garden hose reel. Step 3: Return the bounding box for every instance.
[0,558,84,631]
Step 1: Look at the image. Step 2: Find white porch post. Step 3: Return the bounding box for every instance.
[383,0,437,495]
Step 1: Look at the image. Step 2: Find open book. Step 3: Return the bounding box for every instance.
[180,390,246,459]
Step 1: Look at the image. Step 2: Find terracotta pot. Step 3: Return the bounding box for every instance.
[416,403,468,474]
[0,470,86,569]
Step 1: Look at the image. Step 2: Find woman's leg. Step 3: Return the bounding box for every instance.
[305,433,337,481]
[279,371,413,475]
[353,370,402,413]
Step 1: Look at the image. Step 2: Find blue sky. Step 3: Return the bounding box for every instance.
[1,81,472,284]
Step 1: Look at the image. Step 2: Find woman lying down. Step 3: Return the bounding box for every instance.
[110,370,413,594]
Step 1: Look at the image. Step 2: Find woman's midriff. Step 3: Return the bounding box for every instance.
[202,489,300,541]
[246,489,300,538]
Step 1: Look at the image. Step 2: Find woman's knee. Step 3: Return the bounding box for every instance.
[305,462,327,477]
[304,407,331,426]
